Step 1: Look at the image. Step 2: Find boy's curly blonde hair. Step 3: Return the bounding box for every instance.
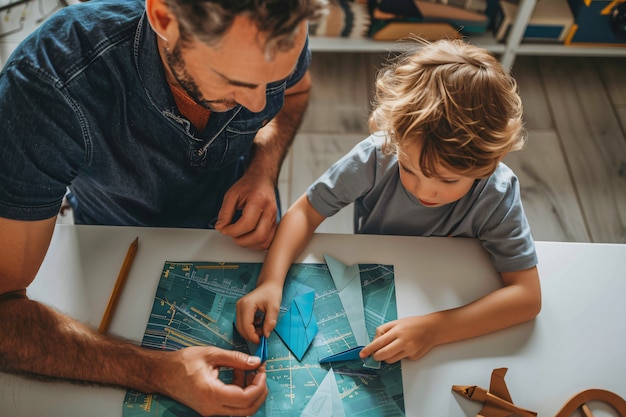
[369,38,526,178]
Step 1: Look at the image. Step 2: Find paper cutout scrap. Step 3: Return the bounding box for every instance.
[301,369,346,417]
[452,368,537,417]
[453,368,626,417]
[254,335,268,363]
[274,289,318,361]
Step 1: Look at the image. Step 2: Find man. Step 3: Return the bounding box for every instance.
[0,0,326,415]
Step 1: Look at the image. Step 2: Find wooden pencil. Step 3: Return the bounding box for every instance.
[98,236,139,334]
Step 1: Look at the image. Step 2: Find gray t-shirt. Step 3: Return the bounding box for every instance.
[307,135,538,272]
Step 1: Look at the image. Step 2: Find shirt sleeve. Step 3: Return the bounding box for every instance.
[306,136,378,217]
[0,60,85,220]
[476,165,538,272]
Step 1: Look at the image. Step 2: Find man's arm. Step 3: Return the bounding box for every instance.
[0,217,158,384]
[215,72,311,250]
[247,71,312,186]
[0,216,267,416]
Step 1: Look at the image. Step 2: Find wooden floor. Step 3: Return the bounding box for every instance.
[280,52,626,243]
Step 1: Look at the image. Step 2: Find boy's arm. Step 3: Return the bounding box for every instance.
[236,194,326,342]
[360,266,541,363]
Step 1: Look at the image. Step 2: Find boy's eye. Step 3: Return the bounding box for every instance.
[399,163,413,174]
[442,179,459,184]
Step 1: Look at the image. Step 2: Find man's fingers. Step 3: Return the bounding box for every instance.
[213,348,262,371]
[211,372,267,416]
[215,193,239,230]
[230,211,277,250]
[220,204,265,237]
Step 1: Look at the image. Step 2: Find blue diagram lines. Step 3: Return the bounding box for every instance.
[123,261,404,417]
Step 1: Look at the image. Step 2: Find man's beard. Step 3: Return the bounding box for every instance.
[164,42,237,113]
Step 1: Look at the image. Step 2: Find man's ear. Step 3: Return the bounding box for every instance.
[145,0,179,42]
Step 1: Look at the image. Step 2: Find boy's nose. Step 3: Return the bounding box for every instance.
[416,182,437,200]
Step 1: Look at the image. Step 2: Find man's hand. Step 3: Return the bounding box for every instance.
[235,281,283,343]
[214,171,278,250]
[216,72,311,251]
[166,346,267,417]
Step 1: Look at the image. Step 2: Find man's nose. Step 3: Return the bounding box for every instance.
[236,87,267,113]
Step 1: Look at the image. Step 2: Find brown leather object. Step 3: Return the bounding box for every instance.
[554,388,626,417]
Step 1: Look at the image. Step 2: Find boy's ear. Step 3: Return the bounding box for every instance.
[145,0,179,43]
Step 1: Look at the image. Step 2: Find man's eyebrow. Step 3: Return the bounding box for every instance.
[212,67,259,89]
[210,62,298,90]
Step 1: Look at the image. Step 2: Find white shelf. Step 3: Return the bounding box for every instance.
[515,43,626,57]
[309,33,506,54]
[309,0,626,69]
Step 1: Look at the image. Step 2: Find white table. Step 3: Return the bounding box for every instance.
[2,224,625,416]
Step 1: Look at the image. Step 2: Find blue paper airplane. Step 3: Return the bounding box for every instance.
[254,335,268,363]
[319,346,364,363]
[274,289,318,361]
[319,346,381,369]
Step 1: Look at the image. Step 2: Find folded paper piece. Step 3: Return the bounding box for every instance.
[324,254,369,346]
[319,346,364,363]
[274,288,318,361]
[319,345,382,370]
[322,254,382,370]
[301,369,346,417]
[254,335,268,363]
[363,355,382,370]
[452,368,537,417]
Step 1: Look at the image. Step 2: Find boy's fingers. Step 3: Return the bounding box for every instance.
[236,306,261,343]
[262,305,280,338]
[360,332,391,359]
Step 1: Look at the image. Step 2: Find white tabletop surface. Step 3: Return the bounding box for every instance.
[2,224,625,416]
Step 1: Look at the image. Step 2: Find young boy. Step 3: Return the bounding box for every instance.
[235,38,541,364]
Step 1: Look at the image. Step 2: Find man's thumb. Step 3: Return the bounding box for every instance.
[219,349,261,370]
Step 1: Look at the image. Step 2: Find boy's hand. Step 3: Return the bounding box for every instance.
[359,316,437,363]
[236,282,283,343]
